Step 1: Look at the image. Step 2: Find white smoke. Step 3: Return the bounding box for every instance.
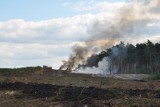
[60,0,160,73]
[75,57,111,75]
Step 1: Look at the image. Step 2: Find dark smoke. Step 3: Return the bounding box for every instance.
[59,40,115,70]
[59,0,160,71]
[59,45,89,71]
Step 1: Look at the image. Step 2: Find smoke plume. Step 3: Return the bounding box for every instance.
[59,0,160,71]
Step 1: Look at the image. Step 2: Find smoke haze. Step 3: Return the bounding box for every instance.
[59,0,160,72]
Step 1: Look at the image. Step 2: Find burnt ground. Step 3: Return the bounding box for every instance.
[0,73,160,107]
[0,82,160,107]
[1,82,159,100]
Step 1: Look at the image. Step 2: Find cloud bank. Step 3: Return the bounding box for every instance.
[0,0,159,68]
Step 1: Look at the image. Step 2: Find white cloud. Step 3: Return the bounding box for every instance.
[66,0,125,13]
[0,0,159,68]
[0,14,98,68]
[0,42,72,68]
[0,14,98,44]
[62,2,70,7]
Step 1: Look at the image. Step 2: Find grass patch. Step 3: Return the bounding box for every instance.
[0,66,42,76]
[147,74,160,80]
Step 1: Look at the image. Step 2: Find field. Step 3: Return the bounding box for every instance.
[0,67,160,107]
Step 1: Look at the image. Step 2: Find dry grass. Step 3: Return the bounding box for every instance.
[1,74,160,90]
[0,73,160,107]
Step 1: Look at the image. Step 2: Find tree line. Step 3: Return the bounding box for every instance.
[80,40,160,74]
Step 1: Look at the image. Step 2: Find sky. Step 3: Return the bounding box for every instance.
[0,0,159,68]
[0,0,126,21]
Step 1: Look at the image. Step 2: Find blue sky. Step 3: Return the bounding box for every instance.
[0,0,75,21]
[0,0,127,21]
[0,0,159,68]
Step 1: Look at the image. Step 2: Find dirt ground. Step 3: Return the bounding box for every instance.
[0,73,160,107]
